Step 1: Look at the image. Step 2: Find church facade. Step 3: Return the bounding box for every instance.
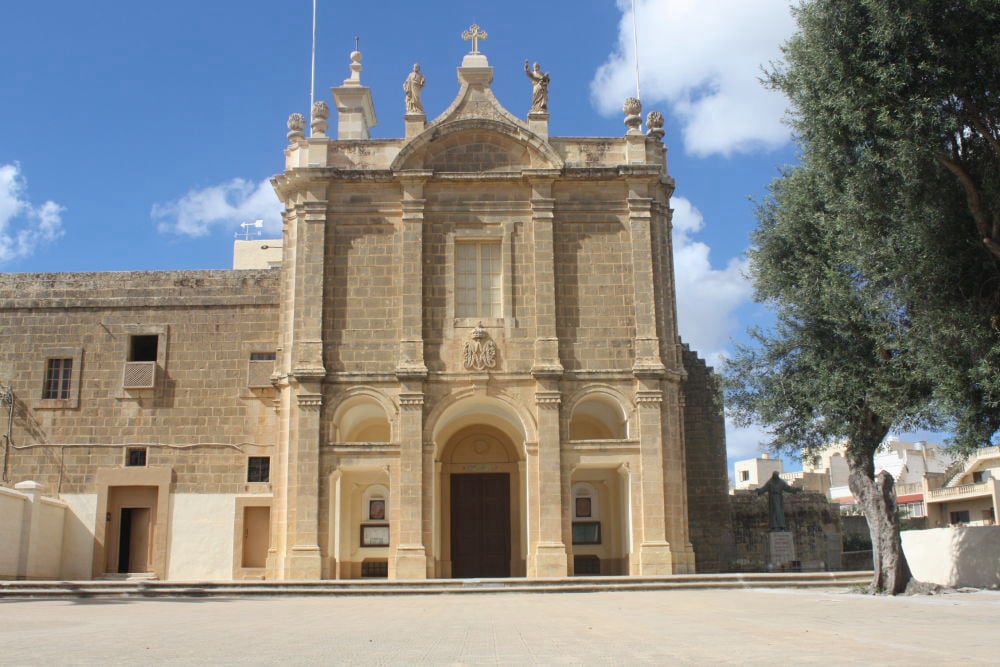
[0,38,731,581]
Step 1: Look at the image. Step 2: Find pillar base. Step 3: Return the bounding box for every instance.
[285,546,322,580]
[529,542,568,578]
[670,542,697,574]
[392,545,428,580]
[636,541,673,575]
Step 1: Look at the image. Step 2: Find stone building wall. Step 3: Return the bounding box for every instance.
[680,346,733,572]
[0,269,281,493]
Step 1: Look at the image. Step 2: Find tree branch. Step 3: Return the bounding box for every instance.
[962,98,1000,158]
[936,154,1000,259]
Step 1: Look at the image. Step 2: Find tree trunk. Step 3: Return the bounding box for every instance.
[847,467,912,594]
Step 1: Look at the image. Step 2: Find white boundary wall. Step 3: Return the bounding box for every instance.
[0,482,68,579]
[166,494,236,581]
[902,526,1000,588]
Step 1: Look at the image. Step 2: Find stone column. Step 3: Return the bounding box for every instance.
[527,173,562,375]
[527,172,568,577]
[392,382,427,579]
[284,196,327,580]
[397,173,431,377]
[531,380,568,577]
[662,380,696,572]
[627,179,666,376]
[635,379,673,574]
[392,172,429,579]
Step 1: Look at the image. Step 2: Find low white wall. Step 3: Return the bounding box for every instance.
[903,526,1000,588]
[0,483,68,580]
[25,497,68,579]
[0,487,27,578]
[58,494,97,580]
[166,494,236,581]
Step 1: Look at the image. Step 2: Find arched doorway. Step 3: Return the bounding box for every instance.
[438,425,524,578]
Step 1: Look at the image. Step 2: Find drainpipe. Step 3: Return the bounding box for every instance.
[0,385,12,484]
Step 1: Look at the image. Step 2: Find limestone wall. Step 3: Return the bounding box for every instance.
[729,491,843,571]
[0,269,280,494]
[680,347,732,572]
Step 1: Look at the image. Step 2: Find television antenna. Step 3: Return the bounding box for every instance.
[236,220,264,240]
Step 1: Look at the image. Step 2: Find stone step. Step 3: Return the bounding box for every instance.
[0,572,872,599]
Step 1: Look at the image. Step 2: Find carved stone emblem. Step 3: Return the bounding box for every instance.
[463,324,498,371]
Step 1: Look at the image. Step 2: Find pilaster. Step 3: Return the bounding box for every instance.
[528,175,563,375]
[634,376,672,575]
[392,377,427,579]
[529,375,568,577]
[397,173,431,377]
[627,180,666,375]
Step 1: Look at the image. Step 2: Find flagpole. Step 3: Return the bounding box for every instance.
[310,0,317,113]
[632,0,641,101]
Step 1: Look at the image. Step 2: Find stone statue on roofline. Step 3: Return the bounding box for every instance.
[403,64,426,114]
[524,60,550,113]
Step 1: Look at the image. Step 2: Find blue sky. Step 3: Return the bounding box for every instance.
[0,1,945,471]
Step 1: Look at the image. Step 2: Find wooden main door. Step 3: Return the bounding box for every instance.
[450,473,511,578]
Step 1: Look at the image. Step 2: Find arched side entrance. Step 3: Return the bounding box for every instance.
[437,424,524,578]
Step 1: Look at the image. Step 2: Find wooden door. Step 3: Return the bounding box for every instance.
[242,506,270,568]
[450,473,510,578]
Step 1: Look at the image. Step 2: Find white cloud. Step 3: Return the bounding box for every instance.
[152,178,282,237]
[592,0,796,157]
[671,196,752,367]
[725,420,771,463]
[0,163,65,264]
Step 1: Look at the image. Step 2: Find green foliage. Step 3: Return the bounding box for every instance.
[725,0,1000,467]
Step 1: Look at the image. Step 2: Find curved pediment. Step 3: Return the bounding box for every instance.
[391,56,563,173]
[392,119,562,173]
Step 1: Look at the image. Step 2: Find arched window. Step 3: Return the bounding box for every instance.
[569,394,626,440]
[335,396,392,443]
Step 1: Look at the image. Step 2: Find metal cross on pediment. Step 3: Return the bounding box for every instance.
[462,24,488,53]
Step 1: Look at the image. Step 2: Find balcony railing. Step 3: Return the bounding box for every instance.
[928,482,990,500]
[122,361,156,389]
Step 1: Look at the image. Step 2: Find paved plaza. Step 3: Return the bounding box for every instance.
[1,588,997,665]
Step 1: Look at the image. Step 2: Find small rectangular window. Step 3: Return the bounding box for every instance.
[126,447,147,467]
[361,560,388,578]
[43,358,73,400]
[455,242,501,318]
[572,521,602,545]
[247,456,271,483]
[739,470,750,482]
[129,335,158,362]
[250,352,276,362]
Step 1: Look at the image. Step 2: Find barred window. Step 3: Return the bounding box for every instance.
[43,358,73,400]
[248,456,271,483]
[455,242,501,319]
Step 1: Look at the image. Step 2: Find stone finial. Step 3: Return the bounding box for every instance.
[646,110,665,140]
[344,49,364,86]
[623,97,643,133]
[287,113,306,142]
[311,101,330,137]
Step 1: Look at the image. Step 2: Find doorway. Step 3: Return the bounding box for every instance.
[241,506,271,568]
[450,473,510,578]
[117,507,151,573]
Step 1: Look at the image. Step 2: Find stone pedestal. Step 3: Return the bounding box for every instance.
[527,111,549,139]
[404,112,426,139]
[768,531,796,571]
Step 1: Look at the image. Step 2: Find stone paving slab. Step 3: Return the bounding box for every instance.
[1,588,997,665]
